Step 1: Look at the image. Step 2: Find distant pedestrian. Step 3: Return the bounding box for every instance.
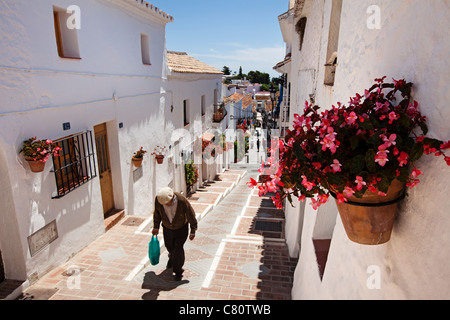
[257,138,260,152]
[152,187,198,281]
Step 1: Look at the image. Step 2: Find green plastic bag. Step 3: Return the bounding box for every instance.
[148,235,160,266]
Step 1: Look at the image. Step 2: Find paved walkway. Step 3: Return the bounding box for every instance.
[17,163,297,300]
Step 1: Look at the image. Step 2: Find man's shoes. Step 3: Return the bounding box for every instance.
[174,273,183,281]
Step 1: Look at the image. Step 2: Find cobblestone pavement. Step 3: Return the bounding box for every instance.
[17,163,297,300]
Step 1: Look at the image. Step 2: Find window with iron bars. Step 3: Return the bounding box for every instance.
[51,131,97,198]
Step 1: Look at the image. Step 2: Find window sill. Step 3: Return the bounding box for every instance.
[53,175,92,199]
[59,56,82,60]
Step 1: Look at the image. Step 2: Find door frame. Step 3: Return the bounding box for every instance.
[0,250,4,283]
[94,123,116,217]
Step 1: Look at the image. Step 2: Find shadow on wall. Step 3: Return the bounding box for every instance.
[0,144,27,281]
[127,154,159,216]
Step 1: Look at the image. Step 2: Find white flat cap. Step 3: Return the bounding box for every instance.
[157,187,174,205]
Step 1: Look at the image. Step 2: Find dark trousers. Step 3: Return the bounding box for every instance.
[163,224,188,275]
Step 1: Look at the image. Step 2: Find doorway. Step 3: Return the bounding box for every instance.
[94,123,115,217]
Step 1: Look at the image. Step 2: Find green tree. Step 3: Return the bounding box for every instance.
[222,66,231,75]
[247,70,270,84]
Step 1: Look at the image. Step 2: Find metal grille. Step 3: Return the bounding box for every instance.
[51,131,97,198]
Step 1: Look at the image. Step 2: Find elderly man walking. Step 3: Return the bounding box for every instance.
[152,187,198,281]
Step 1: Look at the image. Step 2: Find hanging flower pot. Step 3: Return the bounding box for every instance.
[247,77,450,245]
[132,147,147,168]
[151,146,167,165]
[25,156,46,173]
[132,156,143,168]
[332,179,405,245]
[20,137,61,173]
[155,155,164,164]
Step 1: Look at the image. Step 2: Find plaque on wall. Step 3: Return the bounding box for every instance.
[133,166,143,182]
[27,220,58,257]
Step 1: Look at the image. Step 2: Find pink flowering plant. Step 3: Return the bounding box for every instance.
[248,77,450,209]
[151,145,167,157]
[133,147,147,159]
[20,137,61,162]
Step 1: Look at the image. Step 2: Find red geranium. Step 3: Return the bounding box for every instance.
[250,77,450,209]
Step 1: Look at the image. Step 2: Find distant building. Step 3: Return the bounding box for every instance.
[166,50,224,188]
[224,78,261,97]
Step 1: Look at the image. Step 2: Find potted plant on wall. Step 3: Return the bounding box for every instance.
[19,137,61,172]
[151,145,167,164]
[249,77,450,245]
[132,147,147,167]
[185,160,199,195]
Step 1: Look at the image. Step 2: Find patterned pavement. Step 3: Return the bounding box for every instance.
[15,163,297,300]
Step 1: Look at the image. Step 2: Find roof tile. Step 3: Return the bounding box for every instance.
[167,51,223,75]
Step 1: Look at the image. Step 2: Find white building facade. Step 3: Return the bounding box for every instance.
[277,0,450,299]
[0,0,219,288]
[165,50,224,192]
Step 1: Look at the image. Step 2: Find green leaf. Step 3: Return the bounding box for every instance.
[377,174,391,193]
[399,113,413,128]
[326,172,346,188]
[367,131,384,146]
[293,142,306,162]
[409,142,424,162]
[350,154,365,174]
[418,121,428,135]
[365,149,377,173]
[350,135,359,150]
[396,167,409,184]
[359,119,374,131]
[423,137,442,149]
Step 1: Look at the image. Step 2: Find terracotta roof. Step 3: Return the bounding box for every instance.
[242,94,254,110]
[167,51,223,75]
[274,57,291,70]
[255,92,271,101]
[224,93,255,111]
[224,93,244,104]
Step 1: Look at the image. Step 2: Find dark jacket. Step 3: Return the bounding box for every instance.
[153,192,198,234]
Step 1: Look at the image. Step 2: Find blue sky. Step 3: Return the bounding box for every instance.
[150,0,288,78]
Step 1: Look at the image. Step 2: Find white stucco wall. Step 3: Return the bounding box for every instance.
[285,0,450,299]
[0,0,172,281]
[166,73,223,189]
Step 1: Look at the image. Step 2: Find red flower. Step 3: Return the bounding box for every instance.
[247,178,258,188]
[445,156,450,166]
[440,141,450,150]
[397,152,409,167]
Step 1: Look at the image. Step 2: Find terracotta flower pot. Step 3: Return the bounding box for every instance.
[155,155,164,164]
[132,156,143,168]
[334,179,405,245]
[25,156,46,173]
